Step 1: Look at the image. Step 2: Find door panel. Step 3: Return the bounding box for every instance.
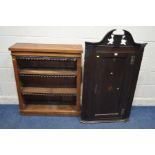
[93,53,128,118]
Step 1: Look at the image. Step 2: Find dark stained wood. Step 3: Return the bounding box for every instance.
[94,56,127,116]
[9,43,82,116]
[81,30,147,122]
[9,43,83,53]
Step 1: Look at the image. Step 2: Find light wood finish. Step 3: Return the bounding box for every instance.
[20,105,80,115]
[9,43,83,53]
[76,58,82,110]
[12,56,25,109]
[22,87,77,95]
[11,52,81,57]
[9,43,83,116]
[20,69,77,76]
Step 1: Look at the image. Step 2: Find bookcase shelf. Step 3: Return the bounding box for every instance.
[19,69,77,76]
[21,105,80,115]
[22,87,77,95]
[9,43,82,116]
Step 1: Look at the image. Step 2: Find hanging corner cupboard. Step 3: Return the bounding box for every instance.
[9,43,83,116]
[81,30,147,123]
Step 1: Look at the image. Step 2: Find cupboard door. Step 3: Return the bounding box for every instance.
[81,30,147,122]
[93,52,133,119]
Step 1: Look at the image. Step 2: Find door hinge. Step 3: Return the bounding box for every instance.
[130,56,135,65]
[121,108,126,115]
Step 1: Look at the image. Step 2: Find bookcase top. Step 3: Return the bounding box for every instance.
[9,43,83,54]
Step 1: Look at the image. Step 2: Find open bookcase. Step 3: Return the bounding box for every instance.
[9,43,83,116]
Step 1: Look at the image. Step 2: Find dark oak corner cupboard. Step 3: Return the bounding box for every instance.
[9,43,83,116]
[81,30,147,123]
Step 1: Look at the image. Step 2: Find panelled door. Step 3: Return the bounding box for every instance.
[81,30,146,122]
[92,50,135,120]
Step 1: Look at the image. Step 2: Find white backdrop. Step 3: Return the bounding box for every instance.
[0,26,155,105]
